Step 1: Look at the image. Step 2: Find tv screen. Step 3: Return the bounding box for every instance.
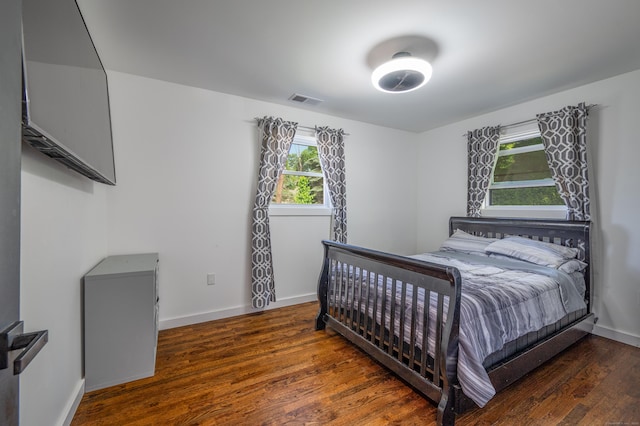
[22,0,116,185]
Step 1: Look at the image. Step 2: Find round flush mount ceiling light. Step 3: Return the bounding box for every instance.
[371,52,432,93]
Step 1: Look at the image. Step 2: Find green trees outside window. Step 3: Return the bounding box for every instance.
[272,143,324,205]
[489,136,564,206]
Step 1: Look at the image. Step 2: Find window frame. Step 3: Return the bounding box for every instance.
[268,134,332,217]
[481,125,567,219]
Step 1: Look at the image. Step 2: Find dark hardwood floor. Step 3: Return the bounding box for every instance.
[72,302,639,425]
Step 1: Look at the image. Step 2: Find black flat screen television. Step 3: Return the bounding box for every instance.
[22,0,116,185]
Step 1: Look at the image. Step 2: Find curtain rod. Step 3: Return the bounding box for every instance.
[461,104,597,137]
[252,118,349,135]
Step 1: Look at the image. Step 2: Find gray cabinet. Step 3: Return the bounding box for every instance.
[83,253,159,392]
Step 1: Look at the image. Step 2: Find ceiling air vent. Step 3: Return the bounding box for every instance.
[288,93,323,106]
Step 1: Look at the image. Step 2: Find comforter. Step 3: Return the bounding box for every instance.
[330,251,586,407]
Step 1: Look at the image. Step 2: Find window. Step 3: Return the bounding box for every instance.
[270,135,330,214]
[486,129,563,208]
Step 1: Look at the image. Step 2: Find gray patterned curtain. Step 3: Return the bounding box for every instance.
[467,126,501,217]
[251,116,298,308]
[315,126,347,243]
[536,103,590,221]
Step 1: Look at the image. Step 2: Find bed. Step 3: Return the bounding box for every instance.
[315,216,594,425]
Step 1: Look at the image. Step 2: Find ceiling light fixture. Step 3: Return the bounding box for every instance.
[371,52,432,93]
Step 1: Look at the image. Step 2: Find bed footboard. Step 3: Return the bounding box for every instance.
[316,217,592,426]
[316,240,462,425]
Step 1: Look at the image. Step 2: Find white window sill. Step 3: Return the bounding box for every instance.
[481,205,567,219]
[269,205,332,217]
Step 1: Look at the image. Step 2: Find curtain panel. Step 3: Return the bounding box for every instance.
[251,116,298,309]
[315,127,347,243]
[536,103,590,221]
[466,126,501,217]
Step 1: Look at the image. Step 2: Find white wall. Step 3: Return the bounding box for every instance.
[105,71,419,328]
[20,145,109,425]
[417,69,640,346]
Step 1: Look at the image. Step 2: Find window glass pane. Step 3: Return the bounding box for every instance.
[494,148,552,182]
[489,186,564,206]
[285,144,322,173]
[272,174,324,205]
[499,137,543,151]
[486,134,565,210]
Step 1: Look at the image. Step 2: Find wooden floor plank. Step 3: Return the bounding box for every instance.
[72,302,639,425]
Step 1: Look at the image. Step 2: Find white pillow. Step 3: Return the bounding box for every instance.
[484,236,578,268]
[440,229,497,256]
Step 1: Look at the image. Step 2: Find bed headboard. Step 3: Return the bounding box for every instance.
[449,216,592,311]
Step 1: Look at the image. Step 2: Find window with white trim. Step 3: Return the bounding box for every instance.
[270,135,330,210]
[486,129,563,208]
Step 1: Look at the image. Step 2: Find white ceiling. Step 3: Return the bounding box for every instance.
[77,0,640,133]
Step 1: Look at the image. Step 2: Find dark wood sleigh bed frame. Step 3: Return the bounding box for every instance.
[315,216,594,425]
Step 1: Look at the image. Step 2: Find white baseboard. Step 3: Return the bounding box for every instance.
[159,293,317,330]
[60,379,85,426]
[592,324,640,348]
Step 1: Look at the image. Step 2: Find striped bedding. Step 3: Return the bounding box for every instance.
[331,251,586,408]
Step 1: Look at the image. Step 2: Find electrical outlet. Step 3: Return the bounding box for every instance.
[207,273,216,286]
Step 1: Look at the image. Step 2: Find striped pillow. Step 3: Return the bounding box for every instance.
[440,229,497,256]
[484,236,578,268]
[558,258,588,273]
